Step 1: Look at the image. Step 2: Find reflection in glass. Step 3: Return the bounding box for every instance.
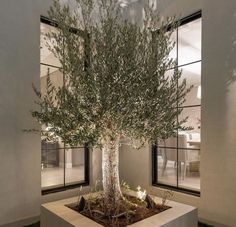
[158,136,177,148]
[41,141,86,189]
[40,21,88,191]
[178,106,201,136]
[179,62,201,107]
[164,69,176,83]
[40,65,63,93]
[168,30,177,63]
[178,18,201,66]
[155,15,201,193]
[157,145,200,191]
[157,147,177,187]
[41,140,64,190]
[177,149,200,191]
[65,148,85,186]
[40,65,63,107]
[40,23,61,67]
[177,106,200,191]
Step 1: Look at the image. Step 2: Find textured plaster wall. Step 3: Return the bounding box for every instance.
[0,0,42,225]
[0,0,102,226]
[120,0,236,226]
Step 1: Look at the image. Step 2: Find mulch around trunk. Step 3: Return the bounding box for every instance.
[66,194,170,227]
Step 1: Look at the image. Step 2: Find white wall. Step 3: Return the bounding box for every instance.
[201,0,236,225]
[120,0,236,226]
[0,0,42,225]
[0,0,102,226]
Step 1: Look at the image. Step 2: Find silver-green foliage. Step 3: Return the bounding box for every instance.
[33,0,191,147]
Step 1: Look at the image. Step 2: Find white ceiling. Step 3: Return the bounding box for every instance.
[178,18,201,66]
[169,18,202,86]
[179,18,201,86]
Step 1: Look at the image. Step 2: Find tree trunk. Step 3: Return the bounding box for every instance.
[102,136,123,212]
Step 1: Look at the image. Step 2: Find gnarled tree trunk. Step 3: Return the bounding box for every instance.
[102,136,123,213]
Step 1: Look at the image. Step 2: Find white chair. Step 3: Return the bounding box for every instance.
[161,134,188,179]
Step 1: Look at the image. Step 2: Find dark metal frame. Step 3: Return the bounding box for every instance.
[42,145,90,195]
[152,11,202,196]
[40,16,90,195]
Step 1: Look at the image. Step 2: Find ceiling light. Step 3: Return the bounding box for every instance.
[197,85,201,99]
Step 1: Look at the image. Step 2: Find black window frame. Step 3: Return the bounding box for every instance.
[152,11,202,197]
[40,16,90,195]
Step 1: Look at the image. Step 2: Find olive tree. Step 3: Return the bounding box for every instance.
[33,0,190,213]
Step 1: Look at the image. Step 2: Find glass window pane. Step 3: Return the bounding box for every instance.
[40,65,63,99]
[178,62,201,107]
[168,30,177,64]
[177,149,200,191]
[178,106,201,148]
[157,147,177,187]
[178,18,201,66]
[158,136,177,148]
[41,23,61,67]
[40,21,88,191]
[41,140,64,190]
[164,69,178,108]
[165,68,175,82]
[40,64,62,79]
[65,147,85,186]
[156,16,201,193]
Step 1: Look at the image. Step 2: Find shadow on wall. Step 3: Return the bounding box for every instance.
[199,1,236,226]
[201,1,236,151]
[225,13,236,88]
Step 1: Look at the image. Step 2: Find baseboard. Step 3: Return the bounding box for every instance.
[0,216,39,227]
[198,218,230,227]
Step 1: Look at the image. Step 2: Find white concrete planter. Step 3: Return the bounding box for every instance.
[41,194,198,227]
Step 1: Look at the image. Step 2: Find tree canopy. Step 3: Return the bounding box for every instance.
[33,0,191,147]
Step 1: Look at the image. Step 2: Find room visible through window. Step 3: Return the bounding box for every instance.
[40,17,89,194]
[152,12,201,195]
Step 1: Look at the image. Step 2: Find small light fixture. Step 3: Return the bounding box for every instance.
[120,2,128,7]
[197,85,201,99]
[119,0,128,8]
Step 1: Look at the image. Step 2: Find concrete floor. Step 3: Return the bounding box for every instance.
[41,165,85,189]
